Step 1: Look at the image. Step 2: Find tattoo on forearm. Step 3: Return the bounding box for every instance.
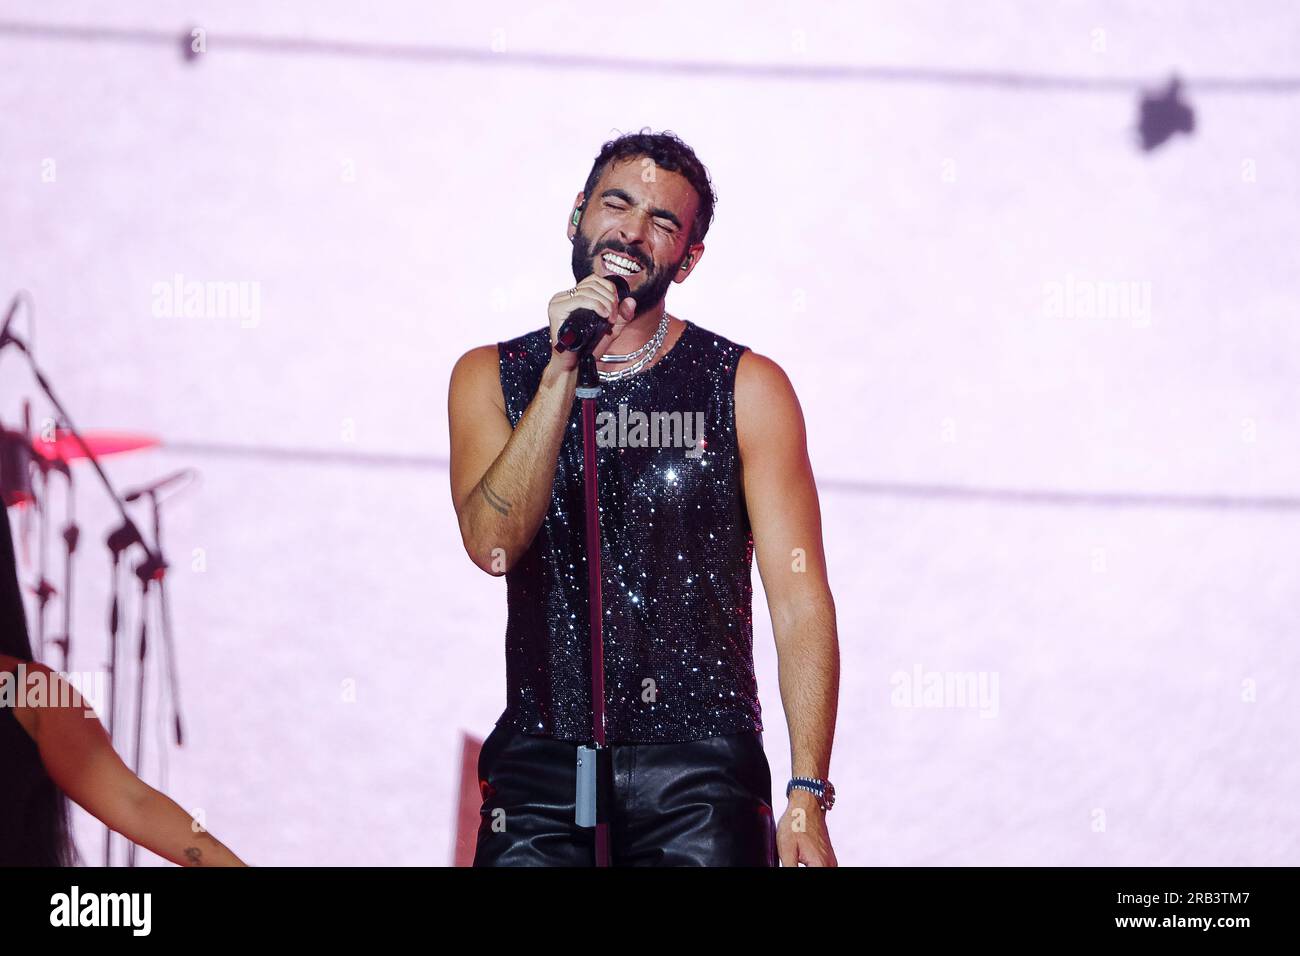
[480,477,512,516]
[184,846,203,866]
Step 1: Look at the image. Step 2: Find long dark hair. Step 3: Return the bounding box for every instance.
[1,507,78,866]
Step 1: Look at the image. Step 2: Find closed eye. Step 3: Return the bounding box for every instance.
[604,199,677,235]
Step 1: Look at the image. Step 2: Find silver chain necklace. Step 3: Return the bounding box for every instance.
[597,311,671,382]
[599,309,669,362]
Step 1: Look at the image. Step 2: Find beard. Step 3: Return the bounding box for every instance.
[571,230,683,318]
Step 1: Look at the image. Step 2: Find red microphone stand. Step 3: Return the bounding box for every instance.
[574,349,612,866]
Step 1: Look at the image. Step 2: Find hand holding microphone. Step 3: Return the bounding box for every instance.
[546,274,636,373]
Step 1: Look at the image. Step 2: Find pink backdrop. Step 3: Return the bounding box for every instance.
[1,1,1296,865]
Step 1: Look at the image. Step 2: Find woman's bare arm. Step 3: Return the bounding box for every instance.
[14,661,247,866]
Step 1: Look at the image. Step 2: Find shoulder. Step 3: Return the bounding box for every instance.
[736,350,801,412]
[450,343,501,380]
[735,350,806,454]
[736,349,793,390]
[448,344,507,416]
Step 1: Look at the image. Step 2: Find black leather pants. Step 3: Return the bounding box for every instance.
[472,723,778,867]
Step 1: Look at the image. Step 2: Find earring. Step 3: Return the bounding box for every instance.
[572,209,581,225]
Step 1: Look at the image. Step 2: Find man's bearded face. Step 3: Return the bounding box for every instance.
[571,219,686,317]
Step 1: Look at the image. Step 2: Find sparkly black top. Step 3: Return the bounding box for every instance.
[495,319,763,743]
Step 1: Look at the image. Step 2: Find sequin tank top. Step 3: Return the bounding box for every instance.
[494,319,763,744]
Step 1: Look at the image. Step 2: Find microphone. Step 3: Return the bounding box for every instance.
[554,274,630,355]
[123,469,196,502]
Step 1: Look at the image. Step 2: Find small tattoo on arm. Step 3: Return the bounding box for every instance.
[184,847,203,866]
[480,477,512,516]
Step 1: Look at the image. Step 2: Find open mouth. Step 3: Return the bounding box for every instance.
[600,250,643,277]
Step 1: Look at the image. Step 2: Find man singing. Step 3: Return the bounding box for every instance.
[448,129,839,866]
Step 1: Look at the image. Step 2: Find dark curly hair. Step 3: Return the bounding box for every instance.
[581,129,717,248]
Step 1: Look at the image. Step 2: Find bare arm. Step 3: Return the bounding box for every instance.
[449,277,642,574]
[736,350,840,865]
[18,662,247,866]
[448,345,578,575]
[449,279,638,576]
